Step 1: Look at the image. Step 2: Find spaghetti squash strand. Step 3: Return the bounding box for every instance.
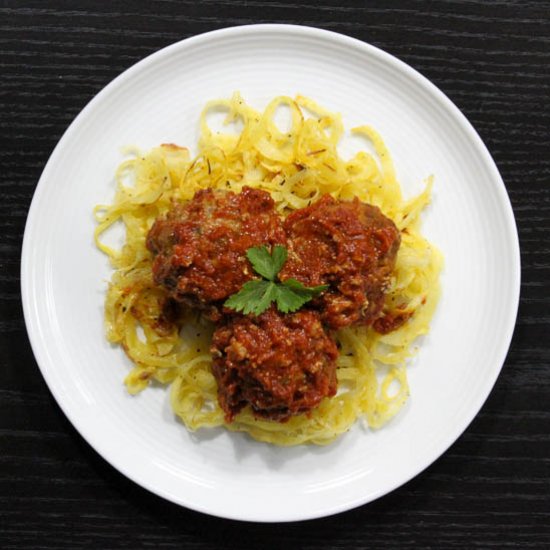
[96,94,442,446]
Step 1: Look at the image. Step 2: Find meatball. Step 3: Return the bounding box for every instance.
[279,195,400,330]
[211,308,338,422]
[146,187,286,321]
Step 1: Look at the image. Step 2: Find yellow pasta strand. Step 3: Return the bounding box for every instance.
[95,93,442,446]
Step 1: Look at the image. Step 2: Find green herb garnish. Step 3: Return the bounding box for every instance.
[224,245,328,316]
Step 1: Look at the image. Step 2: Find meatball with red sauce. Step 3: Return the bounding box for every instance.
[279,195,400,330]
[211,308,338,422]
[146,187,286,321]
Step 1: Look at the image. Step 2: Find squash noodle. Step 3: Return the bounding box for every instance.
[94,93,442,446]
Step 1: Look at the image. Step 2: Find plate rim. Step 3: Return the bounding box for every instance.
[21,23,521,522]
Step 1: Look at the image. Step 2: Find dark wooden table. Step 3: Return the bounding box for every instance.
[2,1,549,548]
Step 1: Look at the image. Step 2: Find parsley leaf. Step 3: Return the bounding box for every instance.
[254,281,278,315]
[270,245,288,277]
[224,245,328,316]
[276,279,328,313]
[224,280,277,316]
[281,278,329,295]
[246,244,287,281]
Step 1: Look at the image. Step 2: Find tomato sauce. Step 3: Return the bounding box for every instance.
[211,308,338,422]
[280,195,400,329]
[147,187,286,321]
[147,189,403,422]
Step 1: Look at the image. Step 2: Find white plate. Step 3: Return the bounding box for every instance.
[21,25,520,522]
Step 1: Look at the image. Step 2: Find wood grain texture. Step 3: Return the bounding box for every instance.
[1,0,549,548]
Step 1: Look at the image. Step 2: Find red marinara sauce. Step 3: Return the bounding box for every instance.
[146,186,286,321]
[279,195,401,330]
[146,189,405,423]
[211,307,338,422]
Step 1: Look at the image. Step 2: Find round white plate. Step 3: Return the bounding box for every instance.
[22,25,520,522]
